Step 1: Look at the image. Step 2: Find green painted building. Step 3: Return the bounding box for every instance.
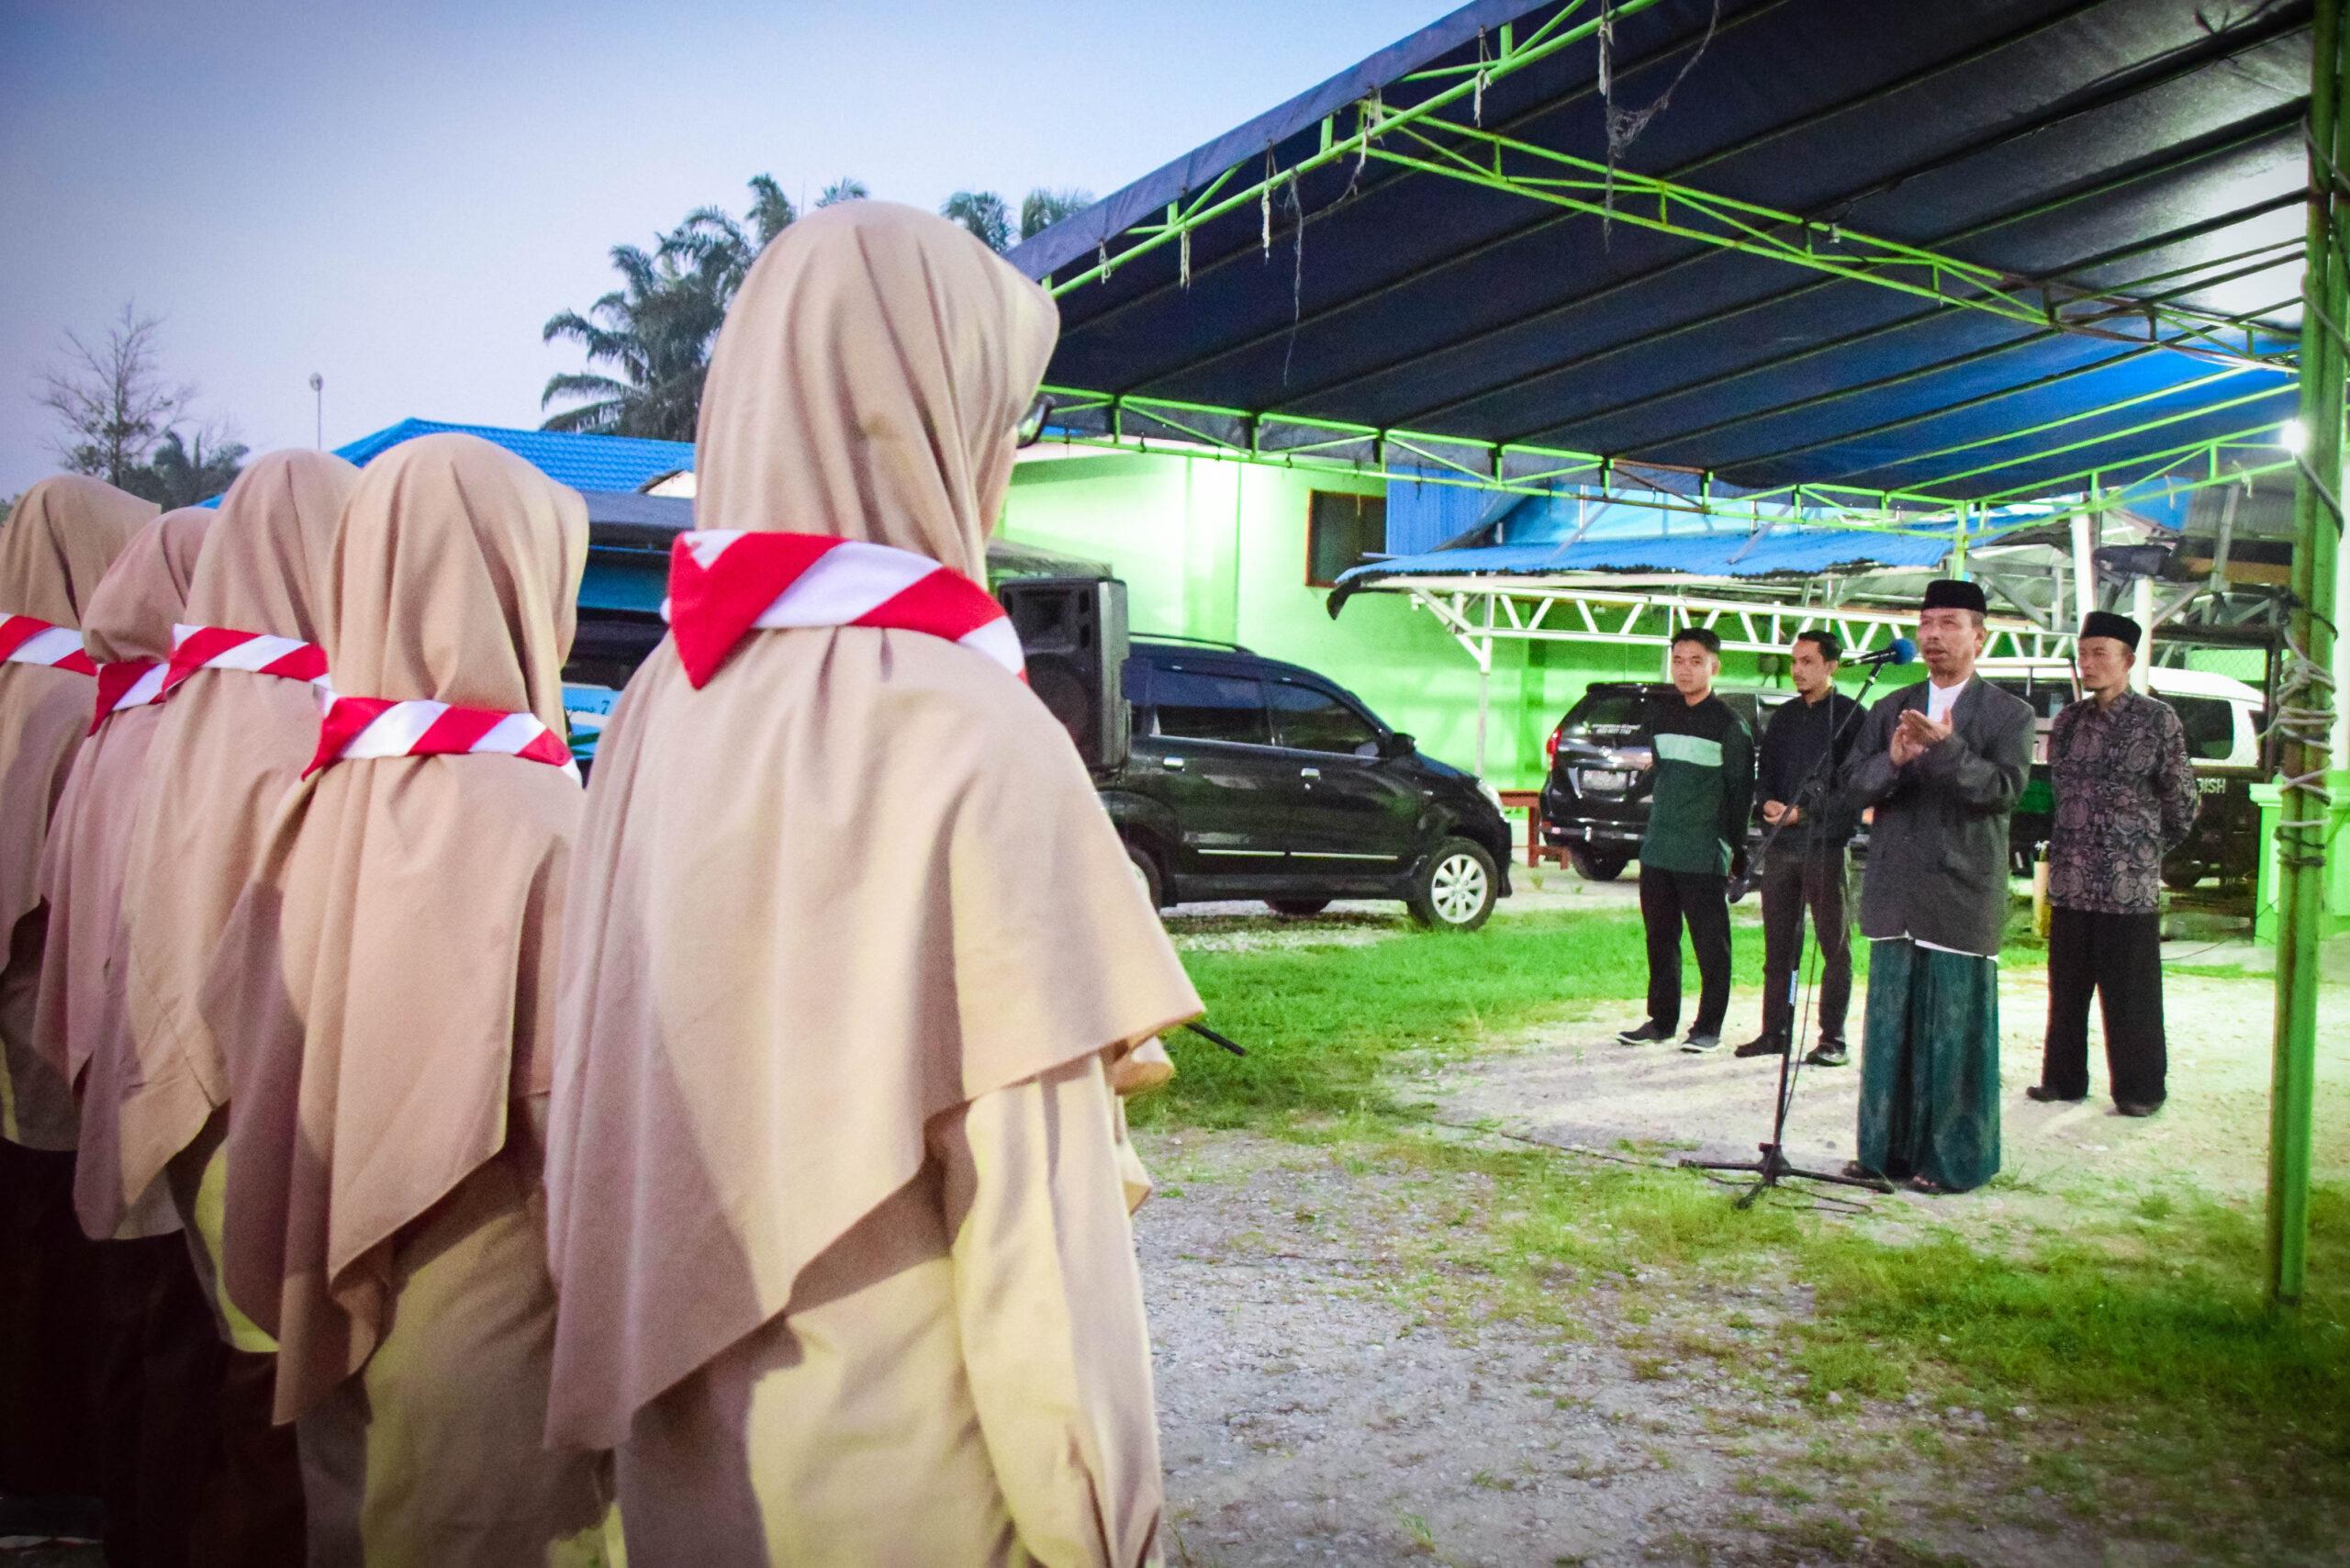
[1002,448,1683,791]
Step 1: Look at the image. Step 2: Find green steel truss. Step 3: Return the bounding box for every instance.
[1035,0,2303,531]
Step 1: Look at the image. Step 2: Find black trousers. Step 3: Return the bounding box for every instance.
[1639,867,1732,1036]
[2042,906,2166,1104]
[1758,841,1853,1046]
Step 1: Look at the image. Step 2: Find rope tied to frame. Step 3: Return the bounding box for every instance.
[1595,0,1724,238]
[1473,26,1491,126]
[2266,107,2349,867]
[1260,150,1277,258]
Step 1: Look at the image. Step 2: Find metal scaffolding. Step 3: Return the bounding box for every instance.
[1026,0,2337,1299]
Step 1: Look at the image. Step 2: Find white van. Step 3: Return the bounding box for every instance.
[1978,659,2266,888]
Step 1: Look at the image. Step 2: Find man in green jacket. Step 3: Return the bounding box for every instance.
[1617,627,1755,1054]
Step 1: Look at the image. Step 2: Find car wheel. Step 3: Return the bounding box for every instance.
[1266,898,1331,917]
[1567,846,1627,881]
[1125,840,1167,911]
[1408,837,1497,932]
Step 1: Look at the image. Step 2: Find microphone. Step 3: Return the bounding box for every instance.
[1843,636,1918,670]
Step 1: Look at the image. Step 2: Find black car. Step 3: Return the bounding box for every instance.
[1537,681,1789,880]
[1103,640,1514,929]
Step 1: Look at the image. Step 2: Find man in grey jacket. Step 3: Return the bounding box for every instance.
[1838,578,2035,1193]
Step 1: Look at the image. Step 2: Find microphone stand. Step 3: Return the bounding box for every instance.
[1185,1021,1247,1056]
[1685,658,1897,1207]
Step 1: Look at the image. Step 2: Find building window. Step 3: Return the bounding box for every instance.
[1307,491,1387,588]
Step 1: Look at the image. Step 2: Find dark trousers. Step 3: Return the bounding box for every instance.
[1759,841,1853,1046]
[1639,867,1731,1036]
[2042,906,2167,1105]
[0,1141,100,1501]
[91,1235,228,1568]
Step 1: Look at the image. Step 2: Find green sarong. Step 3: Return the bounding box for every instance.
[1856,938,2001,1192]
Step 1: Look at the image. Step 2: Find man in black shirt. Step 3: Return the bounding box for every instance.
[1736,632,1864,1065]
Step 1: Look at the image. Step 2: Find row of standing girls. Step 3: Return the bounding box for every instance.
[2,198,1203,1567]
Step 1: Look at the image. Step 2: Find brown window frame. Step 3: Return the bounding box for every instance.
[1304,489,1388,588]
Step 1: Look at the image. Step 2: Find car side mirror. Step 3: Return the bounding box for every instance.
[1382,732,1416,758]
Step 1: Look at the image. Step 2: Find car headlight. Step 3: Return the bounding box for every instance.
[1477,778,1506,815]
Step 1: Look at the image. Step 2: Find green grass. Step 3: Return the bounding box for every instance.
[1152,903,2053,1129]
[1141,903,2340,1554]
[1151,909,1890,1127]
[1304,1128,2350,1557]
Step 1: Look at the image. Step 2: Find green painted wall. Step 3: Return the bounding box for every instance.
[1002,451,1691,790]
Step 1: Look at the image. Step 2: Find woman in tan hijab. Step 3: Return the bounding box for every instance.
[0,476,154,1512]
[31,505,237,1565]
[114,451,358,1564]
[205,432,613,1564]
[543,200,1202,1567]
[35,505,214,1239]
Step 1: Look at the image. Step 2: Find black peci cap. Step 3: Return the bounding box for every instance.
[2079,610,2143,650]
[1920,578,1987,615]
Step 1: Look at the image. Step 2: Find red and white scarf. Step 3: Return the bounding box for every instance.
[90,660,169,733]
[664,530,1024,689]
[0,614,99,677]
[161,623,330,699]
[306,697,577,781]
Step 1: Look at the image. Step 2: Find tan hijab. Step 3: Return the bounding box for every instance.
[1,476,156,1148]
[113,453,359,1237]
[207,433,587,1422]
[543,201,1202,1449]
[31,508,213,1237]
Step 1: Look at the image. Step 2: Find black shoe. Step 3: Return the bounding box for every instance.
[1733,1034,1790,1058]
[2116,1099,2165,1117]
[2026,1084,2087,1104]
[1804,1042,1849,1068]
[1616,1020,1675,1045]
[1679,1031,1723,1054]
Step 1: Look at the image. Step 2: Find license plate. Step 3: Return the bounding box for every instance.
[1576,768,1632,791]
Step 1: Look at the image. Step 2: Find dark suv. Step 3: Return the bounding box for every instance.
[1103,641,1514,929]
[1537,682,1786,880]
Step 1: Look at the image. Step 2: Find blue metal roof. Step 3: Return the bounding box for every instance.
[333,419,694,495]
[1332,523,1958,610]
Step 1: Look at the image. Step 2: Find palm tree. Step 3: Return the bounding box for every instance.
[540,243,722,439]
[1019,187,1093,242]
[942,191,1013,252]
[123,427,248,508]
[817,178,869,207]
[541,174,814,439]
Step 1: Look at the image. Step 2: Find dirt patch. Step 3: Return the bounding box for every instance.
[1427,971,2350,1245]
[1136,1132,2195,1567]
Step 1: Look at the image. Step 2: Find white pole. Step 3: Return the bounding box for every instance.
[2069,510,2098,627]
[1475,595,1494,777]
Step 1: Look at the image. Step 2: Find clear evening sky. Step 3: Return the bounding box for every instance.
[1,0,1440,496]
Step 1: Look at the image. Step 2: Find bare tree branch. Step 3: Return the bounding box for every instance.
[33,304,196,487]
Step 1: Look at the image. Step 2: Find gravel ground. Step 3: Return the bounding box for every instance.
[1137,1131,2127,1568]
[1137,885,2347,1566]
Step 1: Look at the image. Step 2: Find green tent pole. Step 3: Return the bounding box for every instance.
[2271,0,2347,1307]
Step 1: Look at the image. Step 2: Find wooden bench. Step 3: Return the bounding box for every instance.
[1497,789,1574,871]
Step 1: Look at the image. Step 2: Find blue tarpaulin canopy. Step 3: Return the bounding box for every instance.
[1012,0,2306,508]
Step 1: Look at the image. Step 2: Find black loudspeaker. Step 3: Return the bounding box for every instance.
[998,576,1130,772]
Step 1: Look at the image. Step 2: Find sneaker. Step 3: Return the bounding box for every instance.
[2025,1084,2086,1104]
[1679,1032,1722,1054]
[1732,1033,1789,1058]
[2115,1099,2165,1117]
[1804,1042,1849,1068]
[1616,1020,1675,1045]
